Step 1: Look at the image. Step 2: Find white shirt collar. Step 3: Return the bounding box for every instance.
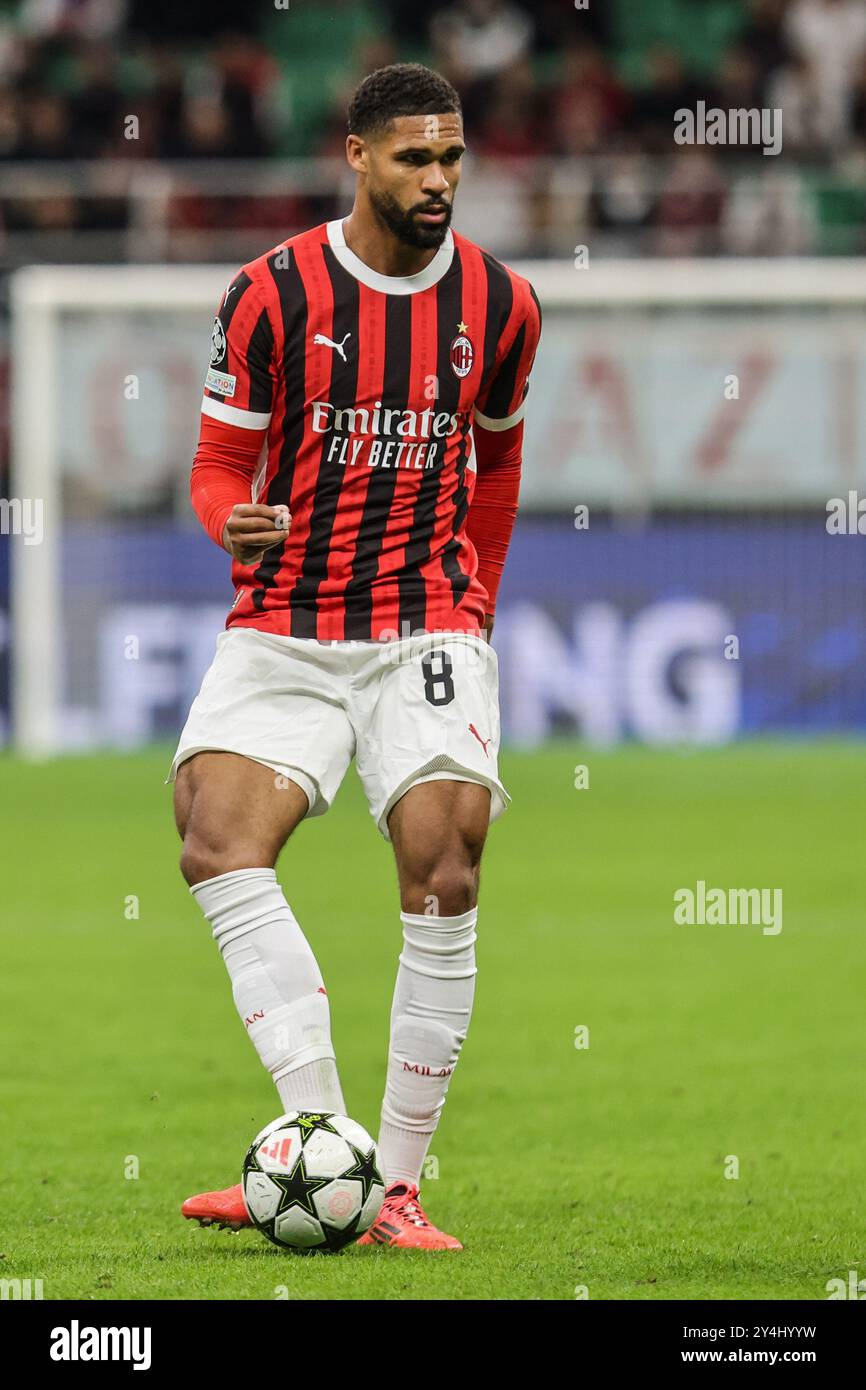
[326,218,454,294]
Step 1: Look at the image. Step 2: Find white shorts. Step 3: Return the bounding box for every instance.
[166,627,509,840]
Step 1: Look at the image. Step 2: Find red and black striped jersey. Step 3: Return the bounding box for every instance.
[197,218,541,641]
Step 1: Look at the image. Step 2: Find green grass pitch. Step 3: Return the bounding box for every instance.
[1,740,863,1301]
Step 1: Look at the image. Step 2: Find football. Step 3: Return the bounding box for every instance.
[242,1111,385,1253]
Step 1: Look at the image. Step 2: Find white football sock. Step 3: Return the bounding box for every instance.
[190,868,346,1115]
[377,907,478,1188]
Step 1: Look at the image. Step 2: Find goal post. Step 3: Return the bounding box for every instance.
[10,257,866,756]
[11,264,239,758]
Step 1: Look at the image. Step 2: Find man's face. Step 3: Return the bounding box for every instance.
[350,113,465,249]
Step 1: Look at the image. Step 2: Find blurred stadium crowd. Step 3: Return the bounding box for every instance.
[2,0,866,257]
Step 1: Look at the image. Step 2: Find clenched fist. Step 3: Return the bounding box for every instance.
[222,503,291,566]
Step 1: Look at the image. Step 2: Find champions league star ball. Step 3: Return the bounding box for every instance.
[242,1111,385,1253]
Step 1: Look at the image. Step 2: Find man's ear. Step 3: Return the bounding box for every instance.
[345,134,368,174]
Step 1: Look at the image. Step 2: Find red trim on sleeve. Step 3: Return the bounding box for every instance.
[465,419,524,615]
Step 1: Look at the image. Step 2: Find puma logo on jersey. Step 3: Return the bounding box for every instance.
[468,723,491,757]
[314,331,352,363]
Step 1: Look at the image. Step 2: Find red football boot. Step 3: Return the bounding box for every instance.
[356,1182,463,1250]
[181,1182,252,1231]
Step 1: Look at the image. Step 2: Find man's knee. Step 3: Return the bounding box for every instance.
[425,859,478,916]
[179,830,274,888]
[401,843,482,915]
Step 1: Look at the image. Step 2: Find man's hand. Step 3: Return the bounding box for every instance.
[482,614,494,643]
[222,503,291,566]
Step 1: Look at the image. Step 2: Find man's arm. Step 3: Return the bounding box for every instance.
[191,416,289,565]
[190,272,290,566]
[467,280,542,637]
[464,420,524,639]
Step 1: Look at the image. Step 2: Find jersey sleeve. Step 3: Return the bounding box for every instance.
[474,280,542,433]
[201,269,277,431]
[190,269,277,549]
[465,419,524,615]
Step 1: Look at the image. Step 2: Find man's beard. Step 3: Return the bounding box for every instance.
[369,186,453,249]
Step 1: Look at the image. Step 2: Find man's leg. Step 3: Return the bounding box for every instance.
[175,750,346,1115]
[376,778,490,1189]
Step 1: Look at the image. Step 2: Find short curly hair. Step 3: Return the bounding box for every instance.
[347,63,462,139]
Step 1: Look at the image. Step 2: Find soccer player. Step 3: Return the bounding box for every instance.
[170,63,541,1250]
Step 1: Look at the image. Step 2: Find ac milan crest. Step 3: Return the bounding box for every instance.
[450,333,473,378]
